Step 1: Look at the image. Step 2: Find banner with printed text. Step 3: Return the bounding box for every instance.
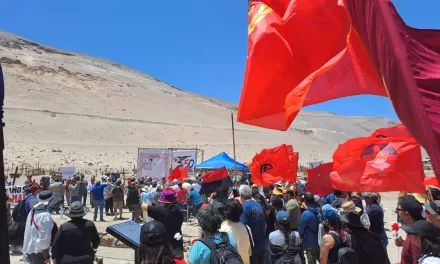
[7,185,27,203]
[171,150,197,178]
[137,149,171,180]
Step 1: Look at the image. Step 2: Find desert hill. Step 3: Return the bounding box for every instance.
[0,30,399,175]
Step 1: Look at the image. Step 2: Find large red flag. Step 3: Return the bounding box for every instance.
[330,137,425,193]
[250,144,298,186]
[179,167,188,182]
[371,124,413,138]
[307,162,334,196]
[167,167,181,183]
[238,0,440,180]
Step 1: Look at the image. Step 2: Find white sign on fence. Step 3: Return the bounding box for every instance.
[62,167,76,179]
[137,149,171,180]
[172,150,197,178]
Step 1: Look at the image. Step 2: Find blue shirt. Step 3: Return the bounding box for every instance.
[187,190,203,207]
[188,232,237,264]
[91,184,107,201]
[140,191,152,205]
[366,203,387,240]
[240,200,266,247]
[25,194,36,214]
[323,194,336,205]
[298,206,320,248]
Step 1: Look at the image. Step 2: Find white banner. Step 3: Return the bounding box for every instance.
[62,167,76,179]
[137,149,171,180]
[172,150,197,178]
[6,185,27,203]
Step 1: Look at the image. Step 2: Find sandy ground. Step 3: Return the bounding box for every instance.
[10,192,406,264]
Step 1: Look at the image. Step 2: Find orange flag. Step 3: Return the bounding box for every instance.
[167,167,181,183]
[307,162,334,196]
[330,137,425,193]
[423,177,440,188]
[371,124,413,138]
[250,144,298,186]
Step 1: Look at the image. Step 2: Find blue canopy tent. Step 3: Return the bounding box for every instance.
[196,152,250,171]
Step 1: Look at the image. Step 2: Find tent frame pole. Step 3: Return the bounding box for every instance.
[231,113,237,174]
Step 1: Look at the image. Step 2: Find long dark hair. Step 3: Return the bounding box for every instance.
[274,221,290,247]
[138,243,175,264]
[421,238,440,257]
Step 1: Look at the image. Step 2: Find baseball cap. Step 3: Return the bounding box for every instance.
[424,201,440,219]
[276,210,289,224]
[402,220,440,242]
[362,192,379,200]
[401,195,424,221]
[140,220,168,246]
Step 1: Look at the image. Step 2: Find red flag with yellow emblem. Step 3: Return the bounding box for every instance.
[330,137,425,193]
[250,144,298,186]
[238,0,440,182]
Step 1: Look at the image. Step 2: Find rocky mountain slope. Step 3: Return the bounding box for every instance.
[0,30,399,174]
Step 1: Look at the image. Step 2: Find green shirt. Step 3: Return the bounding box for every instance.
[285,198,301,230]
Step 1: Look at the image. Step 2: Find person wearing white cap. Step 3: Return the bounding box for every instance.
[23,190,60,264]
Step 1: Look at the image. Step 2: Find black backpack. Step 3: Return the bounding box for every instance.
[12,196,30,223]
[198,232,244,264]
[337,247,358,264]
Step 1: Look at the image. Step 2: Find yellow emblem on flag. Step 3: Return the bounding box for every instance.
[248,3,273,35]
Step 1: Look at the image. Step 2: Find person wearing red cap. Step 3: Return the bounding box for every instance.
[25,183,41,214]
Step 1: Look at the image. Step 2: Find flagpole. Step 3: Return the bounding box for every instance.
[231,113,237,175]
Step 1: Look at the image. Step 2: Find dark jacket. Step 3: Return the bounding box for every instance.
[51,218,100,264]
[126,188,140,205]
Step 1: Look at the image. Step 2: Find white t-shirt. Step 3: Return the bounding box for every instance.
[219,220,253,264]
[420,255,440,264]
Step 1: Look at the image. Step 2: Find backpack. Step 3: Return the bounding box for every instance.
[198,232,244,264]
[274,232,301,264]
[12,196,30,222]
[337,247,358,264]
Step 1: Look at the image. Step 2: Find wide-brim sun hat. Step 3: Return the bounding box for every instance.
[338,200,362,215]
[340,210,364,228]
[30,190,61,210]
[142,186,149,192]
[64,201,89,218]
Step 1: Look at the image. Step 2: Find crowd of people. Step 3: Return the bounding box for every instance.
[6,173,440,264]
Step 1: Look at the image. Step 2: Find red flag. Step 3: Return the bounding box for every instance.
[238,0,440,181]
[200,167,232,195]
[371,124,413,138]
[330,137,425,193]
[167,167,181,183]
[307,162,334,196]
[423,177,440,188]
[179,167,188,182]
[250,144,298,186]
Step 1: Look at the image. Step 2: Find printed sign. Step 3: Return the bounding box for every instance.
[137,149,171,180]
[62,167,76,179]
[6,185,27,203]
[172,150,197,178]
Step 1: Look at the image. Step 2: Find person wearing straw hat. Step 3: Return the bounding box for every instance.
[338,200,370,230]
[141,190,184,258]
[51,201,100,264]
[23,190,60,264]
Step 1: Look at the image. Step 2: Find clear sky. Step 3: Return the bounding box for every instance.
[1,0,439,120]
